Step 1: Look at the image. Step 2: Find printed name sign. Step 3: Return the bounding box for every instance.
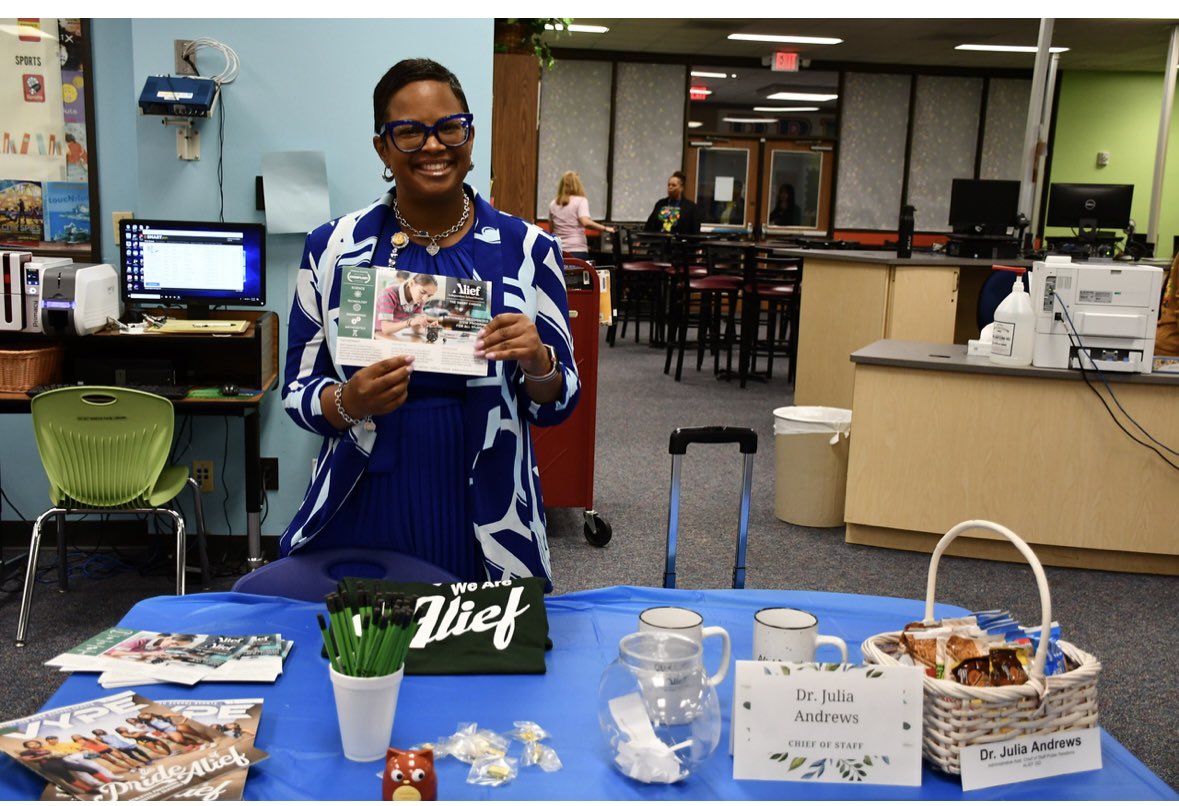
[732,661,923,786]
[960,727,1102,791]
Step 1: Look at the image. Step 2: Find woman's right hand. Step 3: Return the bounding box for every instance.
[340,355,415,420]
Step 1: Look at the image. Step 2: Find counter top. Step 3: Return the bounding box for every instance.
[772,248,1030,267]
[851,339,1179,386]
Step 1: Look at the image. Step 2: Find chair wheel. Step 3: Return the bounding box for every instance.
[584,512,612,547]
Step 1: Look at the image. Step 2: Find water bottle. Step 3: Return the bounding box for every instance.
[897,205,915,258]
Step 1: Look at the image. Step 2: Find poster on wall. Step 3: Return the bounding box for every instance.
[0,17,96,257]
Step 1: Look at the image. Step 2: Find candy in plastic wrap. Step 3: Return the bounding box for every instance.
[467,754,518,786]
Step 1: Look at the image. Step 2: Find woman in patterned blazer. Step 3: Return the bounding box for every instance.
[280,58,580,590]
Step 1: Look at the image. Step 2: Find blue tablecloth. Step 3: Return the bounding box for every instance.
[1,586,1173,800]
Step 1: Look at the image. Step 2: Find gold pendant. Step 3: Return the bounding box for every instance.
[391,232,409,248]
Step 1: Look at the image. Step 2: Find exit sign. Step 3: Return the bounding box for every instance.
[772,51,800,72]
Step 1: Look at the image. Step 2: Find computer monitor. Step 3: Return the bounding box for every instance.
[120,219,266,318]
[947,178,1021,235]
[1045,183,1133,232]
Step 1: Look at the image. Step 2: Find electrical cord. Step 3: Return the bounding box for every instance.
[1054,292,1179,471]
[180,38,240,85]
[221,416,232,535]
[217,92,226,222]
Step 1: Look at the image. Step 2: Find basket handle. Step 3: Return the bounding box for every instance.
[923,520,1052,680]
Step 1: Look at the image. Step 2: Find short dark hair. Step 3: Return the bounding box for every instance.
[671,171,687,184]
[373,58,470,134]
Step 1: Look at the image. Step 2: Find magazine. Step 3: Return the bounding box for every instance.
[0,691,267,801]
[46,631,250,686]
[43,181,90,244]
[0,180,44,242]
[97,636,292,688]
[40,698,264,801]
[336,269,492,376]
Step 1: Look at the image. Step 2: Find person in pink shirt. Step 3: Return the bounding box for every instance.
[548,171,613,260]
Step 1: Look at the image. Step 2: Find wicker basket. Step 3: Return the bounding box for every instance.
[860,519,1101,776]
[0,344,64,392]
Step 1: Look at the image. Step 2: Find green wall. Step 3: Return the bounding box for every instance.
[1049,70,1179,259]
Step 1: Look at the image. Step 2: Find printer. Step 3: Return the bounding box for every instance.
[2,251,71,333]
[1029,255,1163,373]
[38,262,122,336]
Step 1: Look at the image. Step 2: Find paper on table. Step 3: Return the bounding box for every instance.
[260,150,330,234]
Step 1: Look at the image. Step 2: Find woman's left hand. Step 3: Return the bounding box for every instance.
[475,313,550,374]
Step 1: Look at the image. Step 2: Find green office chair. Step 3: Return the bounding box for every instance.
[15,386,210,646]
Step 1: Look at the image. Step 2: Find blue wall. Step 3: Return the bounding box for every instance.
[1,18,494,539]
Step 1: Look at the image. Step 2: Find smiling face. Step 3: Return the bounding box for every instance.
[373,80,473,207]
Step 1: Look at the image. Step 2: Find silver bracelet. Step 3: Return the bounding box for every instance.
[521,344,560,384]
[333,380,374,431]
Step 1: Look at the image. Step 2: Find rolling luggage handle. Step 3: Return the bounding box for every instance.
[664,426,757,589]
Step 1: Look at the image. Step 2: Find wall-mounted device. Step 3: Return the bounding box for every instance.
[138,75,219,161]
[137,75,219,117]
[1029,255,1163,373]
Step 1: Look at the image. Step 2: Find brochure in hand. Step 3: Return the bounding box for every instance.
[0,691,267,801]
[335,269,492,376]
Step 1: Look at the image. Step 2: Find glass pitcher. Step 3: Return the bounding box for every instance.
[597,631,721,783]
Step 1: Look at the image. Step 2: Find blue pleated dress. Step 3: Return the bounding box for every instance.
[319,213,483,581]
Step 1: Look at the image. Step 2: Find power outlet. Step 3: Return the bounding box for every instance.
[192,460,214,493]
[261,457,279,491]
[174,39,196,75]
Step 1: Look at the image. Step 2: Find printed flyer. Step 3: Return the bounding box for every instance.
[47,630,254,686]
[336,268,492,376]
[0,691,267,801]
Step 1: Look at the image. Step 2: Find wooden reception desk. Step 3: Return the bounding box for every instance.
[778,249,1028,410]
[844,340,1179,575]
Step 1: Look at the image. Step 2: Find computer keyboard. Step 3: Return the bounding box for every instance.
[25,383,191,401]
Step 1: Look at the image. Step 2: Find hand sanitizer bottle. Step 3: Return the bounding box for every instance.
[990,274,1034,366]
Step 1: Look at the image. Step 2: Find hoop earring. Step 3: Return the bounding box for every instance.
[381,164,394,183]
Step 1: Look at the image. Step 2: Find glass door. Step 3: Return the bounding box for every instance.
[687,144,754,234]
[762,145,832,237]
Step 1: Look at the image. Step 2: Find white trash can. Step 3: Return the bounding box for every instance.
[772,406,852,528]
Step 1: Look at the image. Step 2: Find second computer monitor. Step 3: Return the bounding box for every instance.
[947,178,1021,236]
[1045,183,1133,232]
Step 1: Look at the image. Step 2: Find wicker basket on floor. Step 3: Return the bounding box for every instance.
[860,519,1101,776]
[0,344,64,392]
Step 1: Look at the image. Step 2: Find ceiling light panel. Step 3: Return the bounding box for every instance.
[729,33,843,45]
[753,106,820,113]
[691,71,729,79]
[765,91,838,102]
[955,44,1069,53]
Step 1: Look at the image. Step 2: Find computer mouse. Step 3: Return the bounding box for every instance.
[219,383,240,397]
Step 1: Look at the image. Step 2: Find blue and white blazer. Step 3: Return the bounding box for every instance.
[279,186,580,590]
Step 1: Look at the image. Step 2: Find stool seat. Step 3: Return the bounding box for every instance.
[231,547,460,602]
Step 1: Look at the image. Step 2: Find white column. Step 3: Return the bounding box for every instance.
[1029,53,1060,239]
[1018,19,1055,225]
[1148,25,1179,248]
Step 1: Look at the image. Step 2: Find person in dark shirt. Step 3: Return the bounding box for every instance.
[644,171,700,235]
[769,182,802,226]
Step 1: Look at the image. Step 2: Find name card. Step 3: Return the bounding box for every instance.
[732,661,923,786]
[960,727,1102,791]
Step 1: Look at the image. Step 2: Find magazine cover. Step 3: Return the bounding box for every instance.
[0,691,267,801]
[40,698,264,801]
[43,181,89,244]
[98,635,290,687]
[47,631,246,686]
[336,269,492,376]
[0,180,44,242]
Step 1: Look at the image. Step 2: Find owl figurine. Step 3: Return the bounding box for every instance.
[382,747,437,801]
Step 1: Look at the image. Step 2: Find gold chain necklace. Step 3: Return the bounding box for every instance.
[392,193,470,256]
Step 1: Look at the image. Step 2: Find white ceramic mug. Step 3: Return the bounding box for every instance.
[753,607,848,664]
[638,606,731,686]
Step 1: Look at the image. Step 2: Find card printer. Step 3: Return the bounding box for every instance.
[1029,255,1163,373]
[1,251,122,336]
